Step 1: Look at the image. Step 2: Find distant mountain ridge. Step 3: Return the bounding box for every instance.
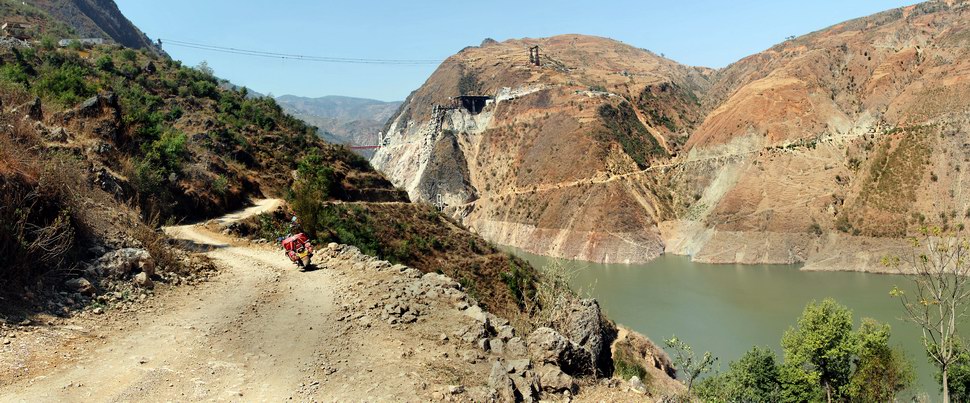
[276,95,402,155]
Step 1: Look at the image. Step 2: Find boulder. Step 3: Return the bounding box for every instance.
[64,278,95,295]
[510,372,540,403]
[79,95,101,115]
[629,376,647,394]
[489,360,520,402]
[527,327,594,376]
[421,272,459,289]
[558,299,617,376]
[44,126,68,142]
[462,305,488,323]
[506,336,528,357]
[537,364,576,394]
[133,272,154,288]
[496,324,515,341]
[490,338,505,354]
[488,359,539,403]
[16,97,42,121]
[95,248,155,279]
[506,358,531,374]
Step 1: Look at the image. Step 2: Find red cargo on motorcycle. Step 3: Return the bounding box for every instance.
[282,233,313,268]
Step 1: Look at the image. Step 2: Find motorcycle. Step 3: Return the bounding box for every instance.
[281,233,314,269]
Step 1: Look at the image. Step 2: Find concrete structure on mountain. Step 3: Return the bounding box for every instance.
[528,45,541,67]
[58,38,105,47]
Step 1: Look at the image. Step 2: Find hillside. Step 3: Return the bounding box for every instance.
[0,3,688,401]
[373,34,713,263]
[668,0,970,270]
[374,1,970,270]
[0,0,405,305]
[276,95,401,156]
[27,0,159,50]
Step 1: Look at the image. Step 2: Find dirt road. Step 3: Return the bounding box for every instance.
[0,199,491,402]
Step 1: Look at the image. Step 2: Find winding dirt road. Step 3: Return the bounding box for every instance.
[0,199,471,402]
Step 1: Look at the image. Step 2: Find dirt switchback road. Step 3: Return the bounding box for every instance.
[0,199,494,402]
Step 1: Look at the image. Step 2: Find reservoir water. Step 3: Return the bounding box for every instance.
[505,248,964,399]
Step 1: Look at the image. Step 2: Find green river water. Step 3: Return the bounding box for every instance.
[504,248,965,400]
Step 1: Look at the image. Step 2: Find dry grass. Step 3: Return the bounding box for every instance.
[0,117,83,290]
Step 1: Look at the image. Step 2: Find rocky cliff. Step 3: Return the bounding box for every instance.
[374,1,970,269]
[28,0,159,50]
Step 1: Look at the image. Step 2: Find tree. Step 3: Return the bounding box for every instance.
[781,298,855,403]
[664,335,717,399]
[778,361,824,403]
[846,318,913,402]
[727,346,782,402]
[886,227,970,403]
[942,345,970,402]
[696,346,782,403]
[196,60,214,78]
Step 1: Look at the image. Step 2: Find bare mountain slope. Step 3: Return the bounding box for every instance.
[375,1,970,269]
[669,0,970,270]
[28,0,159,50]
[373,34,713,263]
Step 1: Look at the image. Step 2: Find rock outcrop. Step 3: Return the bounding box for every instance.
[92,248,155,279]
[321,242,680,401]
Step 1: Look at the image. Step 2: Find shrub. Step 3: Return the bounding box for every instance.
[190,79,218,98]
[212,175,228,196]
[120,48,137,62]
[34,63,95,106]
[458,68,479,95]
[39,35,56,50]
[597,102,667,168]
[614,346,649,381]
[142,129,188,176]
[95,55,115,72]
[501,257,535,309]
[0,63,30,88]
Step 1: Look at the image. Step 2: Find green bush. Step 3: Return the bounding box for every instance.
[597,102,667,169]
[501,257,535,308]
[39,35,56,51]
[34,63,94,106]
[614,348,649,381]
[120,48,137,62]
[95,55,115,72]
[118,83,164,139]
[141,129,188,176]
[0,63,30,88]
[190,79,218,98]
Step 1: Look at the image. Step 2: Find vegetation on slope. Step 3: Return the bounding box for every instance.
[596,101,667,169]
[0,1,400,298]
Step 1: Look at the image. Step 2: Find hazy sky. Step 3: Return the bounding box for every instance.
[116,1,916,101]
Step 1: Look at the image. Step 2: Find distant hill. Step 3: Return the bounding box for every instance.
[27,0,159,50]
[276,95,402,155]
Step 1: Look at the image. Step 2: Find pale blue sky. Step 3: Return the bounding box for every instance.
[116,1,916,101]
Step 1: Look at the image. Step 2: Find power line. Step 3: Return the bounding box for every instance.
[159,39,443,65]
